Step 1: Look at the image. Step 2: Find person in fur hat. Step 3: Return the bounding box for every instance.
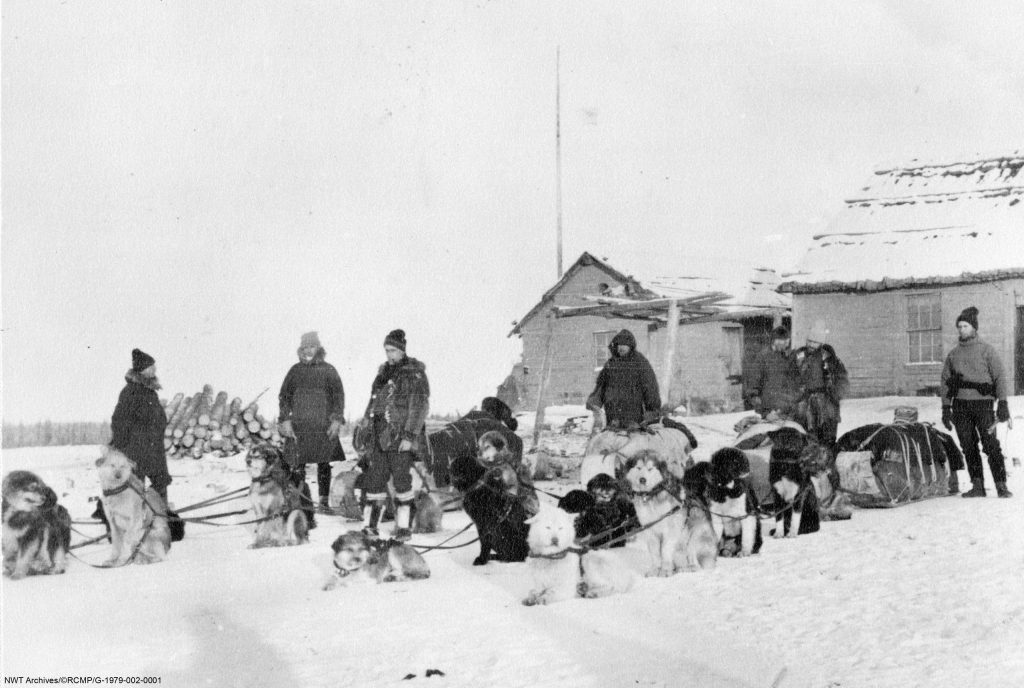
[110,348,172,504]
[744,325,801,420]
[940,306,1012,498]
[586,329,662,431]
[359,329,430,540]
[793,321,849,452]
[278,331,346,523]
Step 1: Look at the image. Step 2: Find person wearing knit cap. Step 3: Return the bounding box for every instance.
[793,321,849,451]
[358,329,430,540]
[941,306,1012,498]
[278,331,347,523]
[744,324,801,420]
[111,348,172,505]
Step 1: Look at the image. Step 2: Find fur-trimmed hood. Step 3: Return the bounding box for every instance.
[296,346,327,364]
[609,329,638,357]
[124,369,161,391]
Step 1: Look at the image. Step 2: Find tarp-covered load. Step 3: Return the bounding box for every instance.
[580,421,696,487]
[835,422,963,507]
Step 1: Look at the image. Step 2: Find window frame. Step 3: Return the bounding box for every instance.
[906,292,943,364]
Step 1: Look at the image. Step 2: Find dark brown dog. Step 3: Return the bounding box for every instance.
[2,470,72,579]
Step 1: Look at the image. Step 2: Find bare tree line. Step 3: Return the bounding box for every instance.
[2,421,112,449]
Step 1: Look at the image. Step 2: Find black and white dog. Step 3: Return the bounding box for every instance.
[767,428,821,538]
[707,448,763,557]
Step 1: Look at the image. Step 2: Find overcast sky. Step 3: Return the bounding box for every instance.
[3,1,1024,423]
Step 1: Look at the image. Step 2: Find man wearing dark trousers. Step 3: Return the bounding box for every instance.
[359,329,430,540]
[941,306,1012,498]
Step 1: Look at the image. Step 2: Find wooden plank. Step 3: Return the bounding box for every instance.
[660,299,679,405]
[531,311,556,450]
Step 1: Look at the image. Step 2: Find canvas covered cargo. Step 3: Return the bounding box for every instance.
[579,420,697,487]
[835,422,963,507]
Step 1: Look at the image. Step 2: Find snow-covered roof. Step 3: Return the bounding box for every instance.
[779,156,1024,294]
[511,252,789,335]
[618,264,790,312]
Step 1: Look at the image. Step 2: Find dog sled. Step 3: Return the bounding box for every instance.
[835,421,961,508]
[579,419,696,487]
[732,417,852,521]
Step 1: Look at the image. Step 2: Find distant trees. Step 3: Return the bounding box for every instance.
[2,421,111,448]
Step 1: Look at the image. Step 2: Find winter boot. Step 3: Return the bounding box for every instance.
[392,501,413,542]
[319,495,330,511]
[947,471,960,495]
[995,482,1013,498]
[362,501,382,537]
[961,481,986,498]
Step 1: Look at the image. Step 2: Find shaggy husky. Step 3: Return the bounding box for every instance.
[245,445,309,548]
[2,471,71,579]
[522,505,635,605]
[322,530,430,590]
[623,451,687,576]
[94,447,172,566]
[678,461,719,571]
[707,448,764,557]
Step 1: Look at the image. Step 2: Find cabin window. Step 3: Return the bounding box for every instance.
[593,331,617,369]
[907,293,942,363]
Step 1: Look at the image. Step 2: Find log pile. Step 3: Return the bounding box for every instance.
[161,386,281,459]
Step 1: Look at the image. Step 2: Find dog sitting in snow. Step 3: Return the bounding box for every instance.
[94,446,172,566]
[767,427,821,538]
[706,447,763,557]
[522,505,635,605]
[449,453,529,566]
[622,451,688,576]
[246,444,309,549]
[2,470,71,579]
[322,530,430,590]
[676,461,718,571]
[412,490,443,534]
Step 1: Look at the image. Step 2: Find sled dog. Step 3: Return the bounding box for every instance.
[623,451,688,576]
[2,471,71,579]
[323,530,430,590]
[707,448,763,557]
[94,447,172,566]
[246,445,309,548]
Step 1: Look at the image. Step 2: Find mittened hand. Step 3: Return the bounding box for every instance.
[997,399,1010,423]
[327,420,343,438]
[279,419,296,439]
[941,406,953,431]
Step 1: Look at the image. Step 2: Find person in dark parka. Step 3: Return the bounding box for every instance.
[278,331,346,515]
[744,325,802,419]
[359,329,430,540]
[793,321,849,452]
[111,348,172,502]
[587,329,662,430]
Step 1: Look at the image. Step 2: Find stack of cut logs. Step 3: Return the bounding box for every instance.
[162,385,281,459]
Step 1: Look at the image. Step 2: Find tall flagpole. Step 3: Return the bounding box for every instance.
[555,46,563,279]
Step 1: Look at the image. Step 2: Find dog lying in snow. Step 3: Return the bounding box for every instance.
[707,447,763,557]
[622,451,688,576]
[245,444,309,548]
[522,505,635,606]
[94,446,172,566]
[2,470,71,579]
[767,427,821,538]
[322,530,430,590]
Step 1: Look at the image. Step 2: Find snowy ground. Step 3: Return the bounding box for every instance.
[2,396,1023,688]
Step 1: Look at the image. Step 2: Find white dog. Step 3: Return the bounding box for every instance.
[522,505,634,605]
